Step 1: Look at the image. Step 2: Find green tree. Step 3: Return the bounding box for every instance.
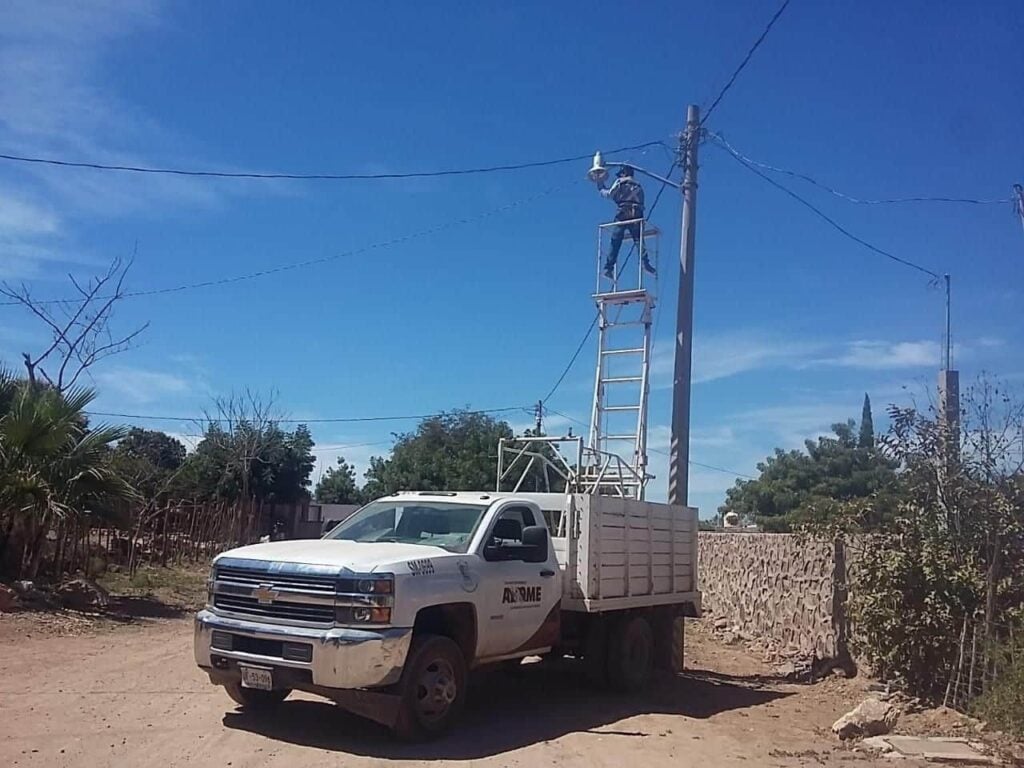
[859,393,875,449]
[315,456,363,505]
[808,378,1024,698]
[363,410,513,497]
[0,370,136,578]
[111,427,187,500]
[177,421,315,503]
[719,408,897,532]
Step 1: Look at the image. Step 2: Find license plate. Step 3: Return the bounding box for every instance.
[240,666,273,691]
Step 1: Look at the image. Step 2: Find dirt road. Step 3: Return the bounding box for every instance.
[0,615,926,768]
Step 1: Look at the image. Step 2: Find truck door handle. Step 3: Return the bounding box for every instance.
[540,569,555,578]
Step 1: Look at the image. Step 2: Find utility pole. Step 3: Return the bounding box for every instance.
[938,273,960,462]
[535,399,543,435]
[668,105,700,507]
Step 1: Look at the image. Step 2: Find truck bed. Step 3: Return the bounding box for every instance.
[550,494,699,613]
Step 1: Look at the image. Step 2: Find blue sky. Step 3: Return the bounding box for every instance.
[1,0,1021,517]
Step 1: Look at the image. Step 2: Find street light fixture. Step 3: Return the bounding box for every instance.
[586,151,681,190]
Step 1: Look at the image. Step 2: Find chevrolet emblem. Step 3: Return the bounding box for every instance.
[252,584,280,605]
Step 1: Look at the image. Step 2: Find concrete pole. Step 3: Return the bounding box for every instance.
[668,105,700,507]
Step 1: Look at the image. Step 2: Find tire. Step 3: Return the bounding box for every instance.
[582,616,610,688]
[224,682,290,711]
[607,614,654,692]
[391,634,467,741]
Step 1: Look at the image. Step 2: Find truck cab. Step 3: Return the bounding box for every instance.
[196,492,562,738]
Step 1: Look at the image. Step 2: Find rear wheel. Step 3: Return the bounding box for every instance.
[582,616,610,687]
[392,634,467,741]
[607,614,654,692]
[224,682,290,711]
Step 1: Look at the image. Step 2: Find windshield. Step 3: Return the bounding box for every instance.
[324,500,487,553]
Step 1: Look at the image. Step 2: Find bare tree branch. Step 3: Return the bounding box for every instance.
[2,256,148,392]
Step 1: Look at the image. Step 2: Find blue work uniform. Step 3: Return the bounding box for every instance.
[600,177,651,273]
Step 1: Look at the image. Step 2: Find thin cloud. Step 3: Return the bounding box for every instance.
[94,366,190,404]
[0,0,275,276]
[652,330,825,387]
[814,340,940,370]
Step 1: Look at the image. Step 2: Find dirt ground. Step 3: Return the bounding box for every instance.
[0,607,980,768]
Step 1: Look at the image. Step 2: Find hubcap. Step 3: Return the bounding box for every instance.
[415,658,457,721]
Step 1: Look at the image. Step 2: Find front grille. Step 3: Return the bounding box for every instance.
[216,564,336,594]
[213,560,337,625]
[213,594,335,624]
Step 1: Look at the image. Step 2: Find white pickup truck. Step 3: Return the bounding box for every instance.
[195,490,700,739]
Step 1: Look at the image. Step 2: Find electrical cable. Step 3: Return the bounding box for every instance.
[701,0,792,125]
[0,141,663,181]
[541,315,598,405]
[648,447,757,480]
[711,132,942,279]
[0,182,574,307]
[709,132,1014,206]
[85,405,528,425]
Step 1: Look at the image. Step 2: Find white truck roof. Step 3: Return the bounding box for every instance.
[382,491,568,507]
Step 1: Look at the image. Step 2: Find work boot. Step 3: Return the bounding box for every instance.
[642,258,657,275]
[603,264,615,280]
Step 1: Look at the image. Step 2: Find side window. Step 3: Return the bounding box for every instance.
[489,506,536,545]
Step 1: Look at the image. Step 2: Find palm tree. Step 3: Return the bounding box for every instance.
[0,369,137,579]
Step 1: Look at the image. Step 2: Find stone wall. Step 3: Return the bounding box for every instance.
[698,532,846,662]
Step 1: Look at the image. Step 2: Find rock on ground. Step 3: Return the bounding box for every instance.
[832,697,900,740]
[0,583,18,612]
[56,578,110,610]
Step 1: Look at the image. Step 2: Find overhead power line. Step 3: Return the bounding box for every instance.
[0,182,572,308]
[701,0,792,125]
[709,132,941,280]
[648,447,757,481]
[172,436,394,453]
[710,132,1014,206]
[86,405,528,425]
[0,140,663,181]
[542,315,598,405]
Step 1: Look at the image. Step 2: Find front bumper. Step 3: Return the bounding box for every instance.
[194,609,412,690]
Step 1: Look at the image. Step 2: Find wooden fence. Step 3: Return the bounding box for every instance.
[38,499,312,579]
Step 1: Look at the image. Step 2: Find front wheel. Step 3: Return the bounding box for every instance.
[224,682,290,711]
[392,634,467,741]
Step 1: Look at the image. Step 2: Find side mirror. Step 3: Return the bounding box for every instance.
[521,525,548,563]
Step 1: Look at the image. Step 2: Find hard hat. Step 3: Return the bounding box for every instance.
[617,165,635,178]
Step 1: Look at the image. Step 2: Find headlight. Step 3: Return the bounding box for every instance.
[340,576,393,595]
[336,606,392,625]
[335,574,394,626]
[206,567,216,606]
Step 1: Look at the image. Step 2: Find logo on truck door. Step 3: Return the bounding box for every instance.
[502,581,542,606]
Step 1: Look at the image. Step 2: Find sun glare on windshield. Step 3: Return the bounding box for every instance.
[324,501,487,553]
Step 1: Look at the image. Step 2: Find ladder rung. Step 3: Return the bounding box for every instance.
[601,376,642,383]
[603,405,640,411]
[601,347,644,356]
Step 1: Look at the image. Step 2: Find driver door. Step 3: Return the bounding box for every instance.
[476,504,561,659]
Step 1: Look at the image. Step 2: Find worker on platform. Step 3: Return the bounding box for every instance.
[598,165,656,280]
